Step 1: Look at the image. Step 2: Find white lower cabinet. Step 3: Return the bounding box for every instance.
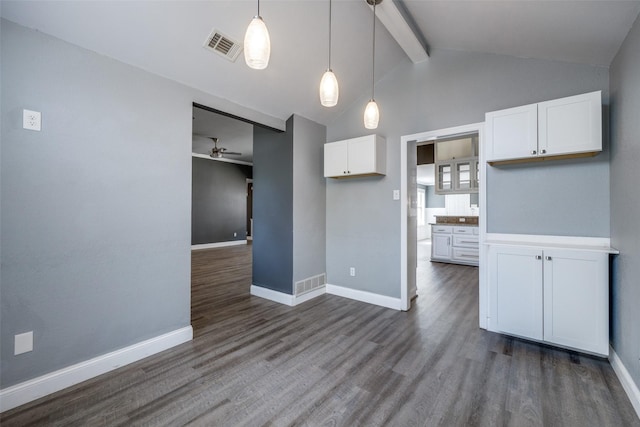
[431,225,478,266]
[488,244,609,356]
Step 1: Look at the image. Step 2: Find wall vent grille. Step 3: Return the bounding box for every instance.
[294,273,326,296]
[203,29,242,62]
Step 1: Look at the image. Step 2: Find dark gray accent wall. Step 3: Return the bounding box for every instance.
[252,118,294,294]
[424,185,445,208]
[191,158,252,245]
[610,15,640,395]
[327,48,609,298]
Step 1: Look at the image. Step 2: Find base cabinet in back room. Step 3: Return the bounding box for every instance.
[488,244,609,356]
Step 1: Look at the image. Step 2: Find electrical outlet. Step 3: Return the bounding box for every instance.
[233,232,237,237]
[350,267,356,277]
[23,109,41,131]
[15,331,33,355]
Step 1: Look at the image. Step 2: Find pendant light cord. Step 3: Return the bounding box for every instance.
[257,0,260,17]
[328,0,332,70]
[371,1,376,100]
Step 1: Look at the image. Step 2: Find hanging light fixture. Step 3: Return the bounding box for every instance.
[319,0,339,107]
[364,0,381,129]
[244,0,271,70]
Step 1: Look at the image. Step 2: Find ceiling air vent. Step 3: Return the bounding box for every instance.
[203,29,242,62]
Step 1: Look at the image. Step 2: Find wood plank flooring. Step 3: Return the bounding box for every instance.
[1,241,638,426]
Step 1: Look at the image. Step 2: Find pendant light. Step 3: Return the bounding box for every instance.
[244,0,271,70]
[364,0,381,129]
[319,0,339,107]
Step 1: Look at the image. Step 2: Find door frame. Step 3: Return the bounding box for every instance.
[400,122,488,329]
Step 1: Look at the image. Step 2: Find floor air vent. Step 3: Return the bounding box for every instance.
[203,29,242,62]
[295,273,326,296]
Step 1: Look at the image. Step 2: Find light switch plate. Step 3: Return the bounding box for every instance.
[393,190,400,200]
[15,331,33,355]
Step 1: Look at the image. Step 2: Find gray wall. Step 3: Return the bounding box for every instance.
[0,20,284,388]
[292,115,327,283]
[610,15,640,395]
[327,48,609,298]
[191,158,252,245]
[252,119,294,294]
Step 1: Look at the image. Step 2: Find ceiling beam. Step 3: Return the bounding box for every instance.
[368,0,429,64]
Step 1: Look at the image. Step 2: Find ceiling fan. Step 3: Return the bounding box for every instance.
[201,136,242,159]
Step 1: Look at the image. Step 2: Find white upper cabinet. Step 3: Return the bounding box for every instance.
[485,91,602,163]
[324,135,386,178]
[486,104,538,162]
[538,92,602,157]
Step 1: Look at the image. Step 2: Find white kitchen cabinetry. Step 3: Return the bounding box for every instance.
[486,91,601,164]
[431,225,478,266]
[324,135,386,178]
[488,243,609,356]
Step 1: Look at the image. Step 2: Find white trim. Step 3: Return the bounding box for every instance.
[251,285,294,306]
[191,240,247,250]
[191,152,253,166]
[0,326,193,413]
[250,285,325,306]
[485,233,617,253]
[400,122,487,328]
[609,346,640,419]
[325,284,402,310]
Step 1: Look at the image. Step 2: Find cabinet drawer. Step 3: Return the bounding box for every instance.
[452,247,479,264]
[453,235,479,248]
[453,226,476,234]
[432,225,452,234]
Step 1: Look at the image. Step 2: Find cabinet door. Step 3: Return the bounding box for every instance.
[324,141,348,177]
[543,249,608,356]
[538,91,602,157]
[454,161,473,191]
[485,104,538,162]
[347,136,376,175]
[488,246,543,340]
[435,163,453,193]
[431,233,452,260]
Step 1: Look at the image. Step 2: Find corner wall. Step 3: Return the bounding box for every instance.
[610,14,640,399]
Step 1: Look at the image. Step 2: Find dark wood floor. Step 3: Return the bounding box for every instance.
[2,242,638,426]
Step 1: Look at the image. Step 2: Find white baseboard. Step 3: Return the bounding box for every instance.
[0,326,193,413]
[250,285,325,306]
[191,240,247,250]
[609,346,640,419]
[325,284,402,310]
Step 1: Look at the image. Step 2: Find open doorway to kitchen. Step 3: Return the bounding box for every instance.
[400,122,487,329]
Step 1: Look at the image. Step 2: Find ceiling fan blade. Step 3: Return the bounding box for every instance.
[223,151,242,156]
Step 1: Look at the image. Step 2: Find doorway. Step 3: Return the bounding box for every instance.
[400,122,488,329]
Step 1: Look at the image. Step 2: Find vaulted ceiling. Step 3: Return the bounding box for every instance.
[3,0,639,130]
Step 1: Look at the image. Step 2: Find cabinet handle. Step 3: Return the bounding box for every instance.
[347,171,350,174]
[545,256,552,261]
[531,150,537,155]
[535,255,542,260]
[541,149,547,154]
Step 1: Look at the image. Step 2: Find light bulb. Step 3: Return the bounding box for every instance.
[244,16,270,70]
[364,100,379,129]
[319,70,339,107]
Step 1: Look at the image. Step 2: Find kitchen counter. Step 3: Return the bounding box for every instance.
[434,215,479,225]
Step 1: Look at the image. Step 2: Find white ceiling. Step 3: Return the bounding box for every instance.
[3,0,639,131]
[3,1,639,164]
